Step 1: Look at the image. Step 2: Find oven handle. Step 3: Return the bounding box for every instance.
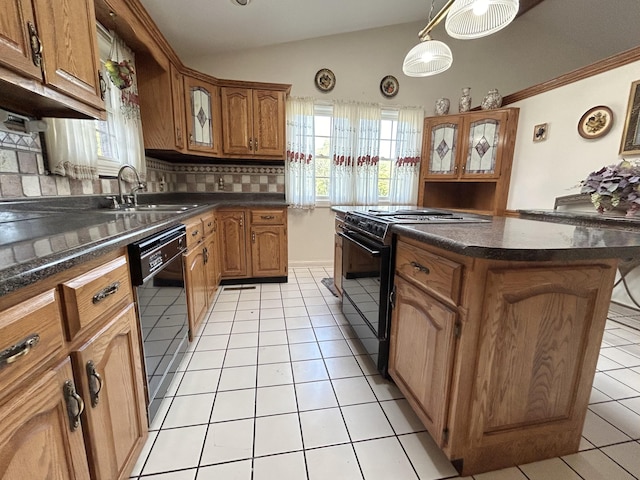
[338,231,382,257]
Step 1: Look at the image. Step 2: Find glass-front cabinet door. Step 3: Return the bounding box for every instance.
[184,76,221,155]
[423,116,461,179]
[460,110,507,179]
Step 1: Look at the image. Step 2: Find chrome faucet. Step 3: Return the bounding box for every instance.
[117,165,146,206]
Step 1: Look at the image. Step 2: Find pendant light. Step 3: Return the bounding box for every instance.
[445,0,519,39]
[402,34,453,77]
[402,0,454,77]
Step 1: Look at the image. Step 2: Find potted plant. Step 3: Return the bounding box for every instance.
[581,160,640,216]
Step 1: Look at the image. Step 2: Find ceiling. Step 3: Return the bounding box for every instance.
[138,0,544,59]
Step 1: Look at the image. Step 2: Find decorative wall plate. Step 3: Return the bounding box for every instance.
[578,105,613,139]
[315,68,335,92]
[380,75,399,98]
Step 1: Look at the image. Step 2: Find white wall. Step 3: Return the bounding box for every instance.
[508,61,640,210]
[182,12,637,267]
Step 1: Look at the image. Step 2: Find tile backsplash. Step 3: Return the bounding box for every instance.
[0,129,285,199]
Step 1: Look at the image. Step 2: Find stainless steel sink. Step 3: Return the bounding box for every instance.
[98,204,201,213]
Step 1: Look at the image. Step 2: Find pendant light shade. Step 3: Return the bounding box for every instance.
[402,35,453,77]
[445,0,519,39]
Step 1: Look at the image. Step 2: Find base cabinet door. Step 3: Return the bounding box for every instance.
[204,234,218,305]
[250,225,286,277]
[0,357,91,480]
[218,210,248,277]
[184,245,208,340]
[72,304,147,480]
[389,276,457,446]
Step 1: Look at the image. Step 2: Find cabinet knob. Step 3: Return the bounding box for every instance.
[27,21,42,68]
[0,333,40,366]
[86,360,103,408]
[92,281,120,304]
[410,261,430,275]
[63,380,85,432]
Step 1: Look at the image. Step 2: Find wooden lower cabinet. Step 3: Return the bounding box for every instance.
[0,358,91,480]
[218,210,248,278]
[219,208,287,280]
[184,243,208,338]
[389,236,617,475]
[251,225,287,277]
[0,249,147,480]
[72,304,147,480]
[389,276,457,444]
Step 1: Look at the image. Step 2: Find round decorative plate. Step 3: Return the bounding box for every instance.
[315,68,335,92]
[578,105,614,139]
[380,75,399,98]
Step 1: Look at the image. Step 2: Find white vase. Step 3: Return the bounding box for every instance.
[481,88,502,110]
[459,87,471,113]
[435,98,450,116]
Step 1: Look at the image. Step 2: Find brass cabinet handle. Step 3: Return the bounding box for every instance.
[254,138,258,150]
[0,333,40,366]
[454,165,459,175]
[252,232,256,243]
[410,261,430,275]
[63,380,85,432]
[203,246,209,264]
[98,72,107,101]
[189,133,194,144]
[176,127,182,143]
[27,21,42,68]
[207,221,213,228]
[248,138,253,151]
[261,215,275,220]
[192,229,199,237]
[239,217,243,228]
[86,360,102,408]
[92,281,120,304]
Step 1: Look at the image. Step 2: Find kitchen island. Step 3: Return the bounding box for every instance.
[379,216,640,475]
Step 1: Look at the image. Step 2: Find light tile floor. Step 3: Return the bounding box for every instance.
[130,268,640,480]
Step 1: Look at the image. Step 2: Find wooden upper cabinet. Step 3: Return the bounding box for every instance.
[0,0,104,117]
[418,107,519,215]
[184,76,221,155]
[33,0,102,109]
[171,63,186,150]
[0,0,42,81]
[221,87,286,159]
[252,89,285,157]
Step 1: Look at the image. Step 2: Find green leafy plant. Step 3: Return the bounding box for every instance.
[581,160,640,216]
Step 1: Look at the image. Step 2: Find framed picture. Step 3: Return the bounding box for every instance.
[620,80,640,155]
[577,105,613,139]
[380,75,399,98]
[533,123,548,142]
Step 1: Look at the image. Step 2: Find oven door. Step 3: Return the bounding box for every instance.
[339,230,391,375]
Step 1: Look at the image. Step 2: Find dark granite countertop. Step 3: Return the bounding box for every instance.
[0,193,287,297]
[330,205,640,262]
[393,216,640,261]
[518,209,640,231]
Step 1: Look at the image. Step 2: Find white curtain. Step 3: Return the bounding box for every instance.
[285,97,316,208]
[43,119,98,180]
[390,106,424,205]
[329,101,381,206]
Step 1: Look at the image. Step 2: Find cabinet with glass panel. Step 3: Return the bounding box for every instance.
[418,107,519,216]
[184,75,222,155]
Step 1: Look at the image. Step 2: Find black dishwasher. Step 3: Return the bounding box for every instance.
[128,224,188,425]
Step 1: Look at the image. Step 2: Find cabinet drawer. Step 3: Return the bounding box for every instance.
[61,255,132,340]
[395,241,463,304]
[201,211,216,237]
[184,216,204,249]
[0,289,65,392]
[251,209,285,225]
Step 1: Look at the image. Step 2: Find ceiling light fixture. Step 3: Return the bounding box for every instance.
[403,0,519,77]
[445,0,519,39]
[231,0,251,6]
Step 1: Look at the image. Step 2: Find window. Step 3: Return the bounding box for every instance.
[312,104,399,203]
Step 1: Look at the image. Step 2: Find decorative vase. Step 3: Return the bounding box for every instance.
[459,87,471,113]
[481,88,502,110]
[435,98,450,116]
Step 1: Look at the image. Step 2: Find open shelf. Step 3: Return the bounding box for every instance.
[421,181,498,214]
